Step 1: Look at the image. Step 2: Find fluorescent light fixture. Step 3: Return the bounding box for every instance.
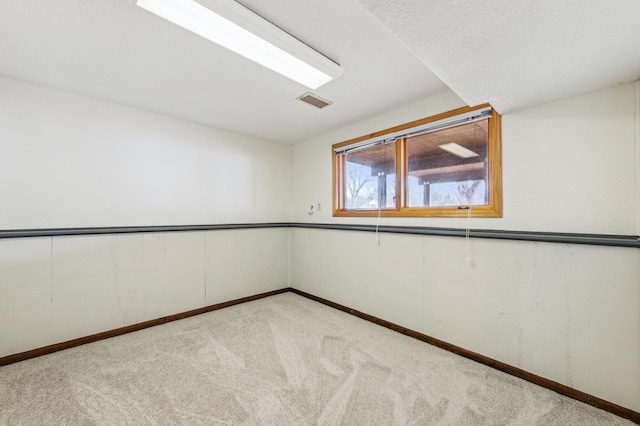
[136,0,343,89]
[439,143,479,158]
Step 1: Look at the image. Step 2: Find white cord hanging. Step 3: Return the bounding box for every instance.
[465,201,472,262]
[464,122,482,262]
[375,203,382,245]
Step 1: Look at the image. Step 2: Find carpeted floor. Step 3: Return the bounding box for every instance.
[0,292,633,425]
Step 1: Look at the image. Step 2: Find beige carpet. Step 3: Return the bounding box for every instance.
[0,292,632,425]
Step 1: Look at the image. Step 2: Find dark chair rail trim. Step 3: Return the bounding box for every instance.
[0,222,637,248]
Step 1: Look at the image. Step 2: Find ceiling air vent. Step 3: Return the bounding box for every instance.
[297,92,332,109]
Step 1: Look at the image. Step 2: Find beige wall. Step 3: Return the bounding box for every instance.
[290,228,640,411]
[0,228,290,358]
[290,83,640,411]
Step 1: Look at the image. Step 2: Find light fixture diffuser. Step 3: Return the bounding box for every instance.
[439,143,479,158]
[136,0,343,89]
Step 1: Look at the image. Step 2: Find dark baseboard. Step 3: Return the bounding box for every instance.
[0,288,288,367]
[288,288,640,424]
[2,286,638,423]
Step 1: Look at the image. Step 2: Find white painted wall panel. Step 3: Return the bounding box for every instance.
[50,232,207,344]
[291,228,424,332]
[205,228,289,304]
[139,232,206,320]
[1,229,290,358]
[0,240,12,357]
[51,235,135,343]
[586,246,640,411]
[0,238,52,357]
[422,238,638,407]
[422,236,541,363]
[0,76,291,229]
[289,230,334,300]
[291,228,640,412]
[531,243,591,394]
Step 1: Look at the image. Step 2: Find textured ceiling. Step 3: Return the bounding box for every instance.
[0,0,447,143]
[357,0,640,114]
[1,1,638,143]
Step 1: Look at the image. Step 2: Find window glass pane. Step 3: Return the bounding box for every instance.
[429,180,486,206]
[407,118,489,207]
[344,143,396,209]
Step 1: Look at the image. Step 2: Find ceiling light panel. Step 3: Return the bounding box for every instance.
[136,0,343,89]
[439,143,479,158]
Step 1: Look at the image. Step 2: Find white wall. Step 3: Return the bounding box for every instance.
[502,85,636,234]
[293,84,638,235]
[290,83,640,412]
[1,74,639,413]
[0,76,291,229]
[0,77,292,358]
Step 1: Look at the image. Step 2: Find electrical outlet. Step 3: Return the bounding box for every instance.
[317,202,322,211]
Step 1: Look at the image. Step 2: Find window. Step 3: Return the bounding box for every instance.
[333,104,502,217]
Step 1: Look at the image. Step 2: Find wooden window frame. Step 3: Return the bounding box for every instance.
[332,104,502,218]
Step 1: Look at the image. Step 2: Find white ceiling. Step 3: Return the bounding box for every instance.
[0,0,447,143]
[357,0,640,114]
[0,1,638,143]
